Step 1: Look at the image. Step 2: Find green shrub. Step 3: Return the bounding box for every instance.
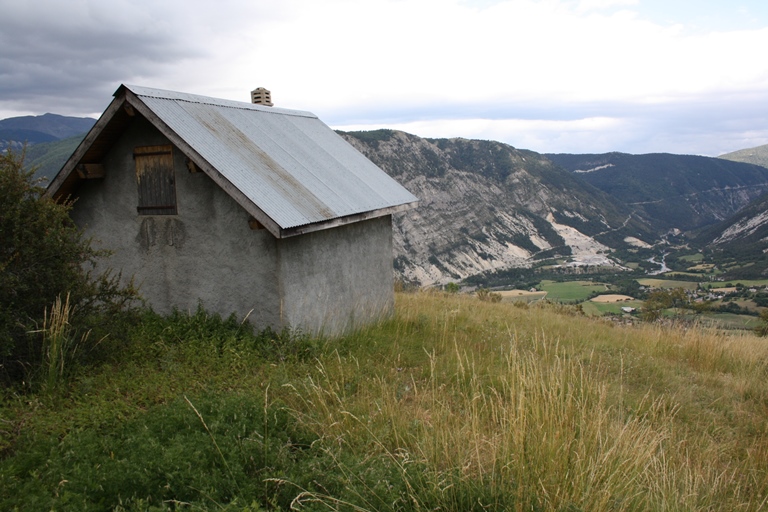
[128,306,320,364]
[476,287,502,303]
[0,149,138,384]
[0,394,321,510]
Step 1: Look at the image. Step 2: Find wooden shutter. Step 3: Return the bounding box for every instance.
[135,145,177,215]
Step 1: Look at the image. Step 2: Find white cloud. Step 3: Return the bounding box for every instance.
[1,0,768,154]
[577,0,639,12]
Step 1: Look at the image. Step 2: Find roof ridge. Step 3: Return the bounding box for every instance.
[121,84,317,119]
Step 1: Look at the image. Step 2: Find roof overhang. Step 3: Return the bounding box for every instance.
[47,84,418,239]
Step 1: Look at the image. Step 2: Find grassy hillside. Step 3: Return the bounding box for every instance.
[25,134,84,182]
[2,293,766,510]
[720,144,768,169]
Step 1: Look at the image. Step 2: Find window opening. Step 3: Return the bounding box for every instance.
[135,145,177,215]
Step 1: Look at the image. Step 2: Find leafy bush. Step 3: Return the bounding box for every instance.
[444,282,460,294]
[0,149,138,384]
[0,394,321,510]
[128,306,320,364]
[476,288,501,303]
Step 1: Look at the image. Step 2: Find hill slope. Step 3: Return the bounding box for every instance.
[24,135,86,183]
[694,191,768,277]
[546,152,768,232]
[341,130,654,285]
[719,144,768,169]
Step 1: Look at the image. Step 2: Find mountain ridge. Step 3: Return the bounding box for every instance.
[340,130,655,285]
[719,144,768,169]
[545,151,768,232]
[5,113,768,285]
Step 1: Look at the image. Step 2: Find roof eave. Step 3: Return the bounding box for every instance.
[279,200,419,238]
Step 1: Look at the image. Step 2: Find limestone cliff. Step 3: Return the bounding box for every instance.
[340,130,651,286]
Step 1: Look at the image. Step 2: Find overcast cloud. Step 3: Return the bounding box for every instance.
[1,0,767,155]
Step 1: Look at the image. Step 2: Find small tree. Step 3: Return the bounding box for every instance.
[476,287,501,303]
[641,289,673,321]
[0,149,138,383]
[755,309,768,337]
[641,288,689,322]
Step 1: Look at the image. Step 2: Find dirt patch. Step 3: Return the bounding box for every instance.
[710,287,737,293]
[499,289,544,296]
[498,289,547,302]
[590,294,635,303]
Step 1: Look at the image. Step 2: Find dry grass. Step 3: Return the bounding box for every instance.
[283,291,768,511]
[3,291,767,510]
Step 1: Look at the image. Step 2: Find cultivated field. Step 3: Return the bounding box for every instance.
[497,289,547,303]
[539,280,608,302]
[589,294,635,303]
[637,278,700,290]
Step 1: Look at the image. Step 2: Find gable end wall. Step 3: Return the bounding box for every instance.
[70,116,281,326]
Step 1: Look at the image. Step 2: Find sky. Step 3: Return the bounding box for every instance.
[1,0,767,156]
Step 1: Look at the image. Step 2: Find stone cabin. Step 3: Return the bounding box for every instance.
[47,84,418,336]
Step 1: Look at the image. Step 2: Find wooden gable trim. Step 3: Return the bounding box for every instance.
[46,95,129,201]
[76,163,105,179]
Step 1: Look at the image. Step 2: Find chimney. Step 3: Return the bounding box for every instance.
[251,87,273,106]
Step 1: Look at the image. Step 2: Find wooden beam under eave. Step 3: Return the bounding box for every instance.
[76,163,105,179]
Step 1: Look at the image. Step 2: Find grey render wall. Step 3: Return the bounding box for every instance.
[276,214,394,336]
[69,115,395,335]
[71,116,281,327]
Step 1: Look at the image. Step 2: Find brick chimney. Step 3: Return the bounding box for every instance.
[251,87,273,106]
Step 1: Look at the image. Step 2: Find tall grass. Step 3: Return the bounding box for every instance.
[37,294,91,390]
[2,291,767,510]
[285,291,768,510]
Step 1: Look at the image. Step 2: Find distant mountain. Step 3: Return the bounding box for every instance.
[0,113,94,183]
[694,192,768,277]
[546,152,768,232]
[1,113,95,155]
[719,144,768,169]
[0,128,58,145]
[0,113,95,139]
[341,130,655,285]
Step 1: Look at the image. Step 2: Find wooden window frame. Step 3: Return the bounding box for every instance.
[134,145,177,215]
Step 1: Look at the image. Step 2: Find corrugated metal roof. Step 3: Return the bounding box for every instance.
[125,85,418,231]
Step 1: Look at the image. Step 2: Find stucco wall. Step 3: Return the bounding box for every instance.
[276,215,395,336]
[69,115,396,336]
[71,116,281,327]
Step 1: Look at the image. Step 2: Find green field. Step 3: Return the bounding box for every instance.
[679,253,704,263]
[703,279,768,288]
[539,280,608,302]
